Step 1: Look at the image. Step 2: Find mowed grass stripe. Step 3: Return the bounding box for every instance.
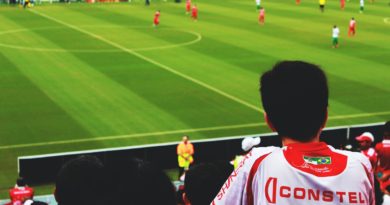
[0,11,196,137]
[196,1,390,66]
[30,8,265,115]
[1,110,390,150]
[0,52,94,145]
[92,3,390,115]
[3,7,263,131]
[124,2,390,91]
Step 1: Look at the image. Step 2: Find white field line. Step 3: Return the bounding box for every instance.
[2,110,390,150]
[0,122,266,150]
[0,26,201,53]
[30,9,264,113]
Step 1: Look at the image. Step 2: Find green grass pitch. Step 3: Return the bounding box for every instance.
[0,0,389,197]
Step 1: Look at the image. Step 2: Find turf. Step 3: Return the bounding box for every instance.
[0,0,389,197]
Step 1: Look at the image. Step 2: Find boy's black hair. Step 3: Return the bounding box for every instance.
[260,61,328,142]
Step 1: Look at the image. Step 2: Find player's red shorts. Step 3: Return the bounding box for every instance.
[259,15,265,22]
[349,27,355,32]
[154,18,159,25]
[192,13,197,19]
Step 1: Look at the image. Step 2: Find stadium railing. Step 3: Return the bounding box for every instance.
[18,122,385,185]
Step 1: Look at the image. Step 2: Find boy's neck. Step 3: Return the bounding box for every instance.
[282,135,320,146]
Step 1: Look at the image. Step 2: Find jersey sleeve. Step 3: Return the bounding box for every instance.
[211,147,278,205]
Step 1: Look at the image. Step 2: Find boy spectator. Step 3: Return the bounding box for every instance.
[211,61,374,205]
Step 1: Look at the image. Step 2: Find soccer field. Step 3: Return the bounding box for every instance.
[0,0,389,197]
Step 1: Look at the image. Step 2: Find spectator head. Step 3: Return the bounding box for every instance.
[356,132,374,150]
[106,158,176,205]
[183,135,189,143]
[260,61,328,142]
[183,163,230,205]
[54,155,106,205]
[16,177,26,187]
[384,121,390,139]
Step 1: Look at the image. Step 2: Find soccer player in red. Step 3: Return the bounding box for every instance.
[7,178,34,205]
[153,10,160,27]
[340,0,345,9]
[191,5,198,21]
[186,0,191,14]
[258,7,265,25]
[348,17,356,37]
[296,0,300,5]
[375,121,390,194]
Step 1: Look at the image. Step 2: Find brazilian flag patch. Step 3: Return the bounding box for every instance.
[303,156,331,165]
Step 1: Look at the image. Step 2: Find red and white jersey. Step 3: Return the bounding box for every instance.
[9,186,34,204]
[259,9,265,17]
[375,140,390,170]
[349,20,356,28]
[211,142,374,205]
[361,147,378,170]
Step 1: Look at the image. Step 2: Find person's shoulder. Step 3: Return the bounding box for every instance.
[331,147,372,170]
[251,146,280,156]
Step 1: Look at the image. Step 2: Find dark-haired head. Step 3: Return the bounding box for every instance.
[106,158,176,205]
[260,61,328,142]
[184,162,231,205]
[16,177,26,187]
[55,155,107,205]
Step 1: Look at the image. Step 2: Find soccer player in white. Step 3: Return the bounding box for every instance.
[255,0,261,10]
[332,25,340,48]
[360,0,364,13]
[211,61,374,205]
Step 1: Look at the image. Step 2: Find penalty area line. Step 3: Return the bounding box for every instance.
[29,9,264,114]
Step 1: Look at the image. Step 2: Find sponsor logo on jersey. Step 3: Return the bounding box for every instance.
[265,177,367,204]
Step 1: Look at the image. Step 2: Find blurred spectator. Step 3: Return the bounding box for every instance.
[177,135,194,180]
[6,177,34,205]
[212,61,375,204]
[183,163,231,205]
[54,155,107,205]
[376,121,390,195]
[356,132,378,169]
[231,137,261,169]
[106,158,177,205]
